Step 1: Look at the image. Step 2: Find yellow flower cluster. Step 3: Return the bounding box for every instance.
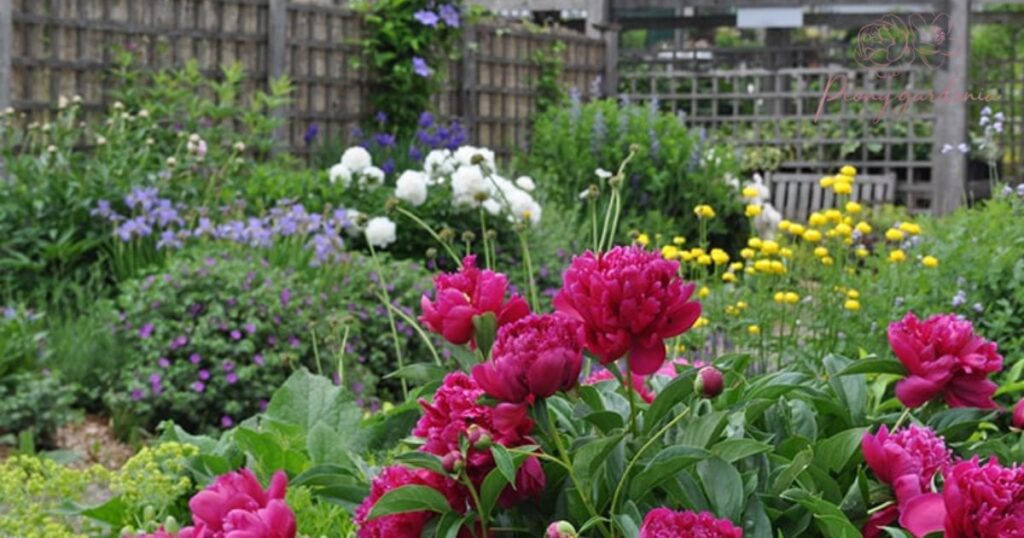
[819,165,857,195]
[773,291,801,305]
[111,442,197,509]
[0,455,110,538]
[694,204,716,219]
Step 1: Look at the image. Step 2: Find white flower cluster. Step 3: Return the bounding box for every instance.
[324,144,542,249]
[738,173,782,239]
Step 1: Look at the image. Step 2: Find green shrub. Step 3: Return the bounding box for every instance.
[0,372,77,448]
[522,97,747,251]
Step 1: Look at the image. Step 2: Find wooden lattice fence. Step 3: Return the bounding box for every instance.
[1,0,605,158]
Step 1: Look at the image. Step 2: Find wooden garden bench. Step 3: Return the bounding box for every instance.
[767,172,896,222]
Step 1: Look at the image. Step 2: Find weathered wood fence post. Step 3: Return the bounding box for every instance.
[932,0,969,214]
[0,0,12,113]
[460,23,478,141]
[268,0,288,151]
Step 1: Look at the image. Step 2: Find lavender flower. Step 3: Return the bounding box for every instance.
[591,110,606,155]
[952,290,967,307]
[439,4,460,27]
[412,57,432,78]
[220,415,234,428]
[414,9,439,27]
[418,111,435,128]
[139,323,154,339]
[253,354,265,366]
[189,353,202,364]
[158,357,171,368]
[192,381,206,393]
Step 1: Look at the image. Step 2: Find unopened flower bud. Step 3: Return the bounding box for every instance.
[1014,399,1024,429]
[385,197,400,212]
[546,521,578,538]
[425,247,438,259]
[143,505,156,522]
[439,227,456,242]
[470,153,485,165]
[694,366,724,398]
[467,424,492,450]
[442,450,463,473]
[163,516,180,534]
[461,230,476,243]
[485,229,498,240]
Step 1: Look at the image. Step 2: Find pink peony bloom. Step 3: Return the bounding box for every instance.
[186,469,294,538]
[654,357,707,378]
[554,246,701,375]
[1014,399,1024,429]
[861,425,951,537]
[355,465,467,538]
[888,312,1003,409]
[583,368,655,404]
[413,372,544,506]
[902,457,1024,538]
[221,500,297,538]
[419,255,530,347]
[638,508,743,538]
[472,313,583,403]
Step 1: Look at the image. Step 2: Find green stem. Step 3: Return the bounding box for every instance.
[336,324,350,387]
[590,198,599,251]
[395,206,462,268]
[543,406,612,538]
[459,474,489,538]
[366,242,408,399]
[609,406,693,528]
[518,231,539,310]
[310,325,323,376]
[379,297,442,367]
[479,208,492,269]
[892,407,912,430]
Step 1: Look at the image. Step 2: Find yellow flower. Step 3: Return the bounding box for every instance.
[845,201,862,214]
[834,223,852,237]
[814,246,829,258]
[694,205,716,219]
[784,292,800,304]
[725,305,739,315]
[803,229,823,242]
[636,233,650,246]
[697,254,712,266]
[778,220,792,231]
[889,249,907,263]
[819,176,836,188]
[885,228,905,242]
[698,286,710,298]
[680,251,694,262]
[673,235,686,245]
[821,256,835,266]
[779,247,794,258]
[773,291,785,303]
[722,272,737,283]
[694,316,709,328]
[740,248,755,259]
[808,212,827,227]
[770,260,786,274]
[745,267,756,275]
[747,324,761,335]
[847,289,860,299]
[825,209,843,223]
[690,248,706,257]
[675,344,687,353]
[736,301,748,309]
[760,240,780,255]
[922,255,939,268]
[844,299,861,311]
[788,223,807,236]
[840,165,857,176]
[748,237,763,249]
[899,222,921,235]
[729,262,744,271]
[855,246,869,258]
[742,186,759,198]
[754,259,772,273]
[834,181,853,195]
[855,221,872,234]
[710,249,730,265]
[745,204,763,218]
[661,245,680,260]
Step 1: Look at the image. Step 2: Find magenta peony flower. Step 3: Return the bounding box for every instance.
[472,313,583,403]
[420,255,530,347]
[154,469,296,538]
[583,368,655,404]
[554,246,702,375]
[414,372,544,506]
[888,312,1003,408]
[1014,399,1024,429]
[861,425,951,537]
[638,508,743,538]
[355,465,467,538]
[902,457,1024,538]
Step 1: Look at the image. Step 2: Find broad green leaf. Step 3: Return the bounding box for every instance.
[771,448,814,496]
[712,439,772,463]
[644,368,698,434]
[479,466,510,516]
[583,410,625,434]
[815,428,868,473]
[393,451,447,475]
[291,464,361,487]
[573,433,625,485]
[743,496,773,538]
[384,363,448,383]
[79,496,128,526]
[629,446,710,497]
[698,457,744,521]
[472,312,498,358]
[434,512,468,538]
[781,489,861,538]
[824,355,867,424]
[491,444,517,486]
[266,369,363,451]
[745,372,809,400]
[927,408,997,441]
[836,359,907,377]
[678,410,728,448]
[366,485,452,520]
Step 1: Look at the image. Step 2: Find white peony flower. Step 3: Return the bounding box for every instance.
[423,149,455,180]
[395,170,429,207]
[340,146,373,173]
[329,163,352,187]
[364,216,397,248]
[505,189,542,226]
[451,165,489,207]
[514,176,536,192]
[359,166,386,188]
[753,203,782,239]
[453,145,496,171]
[344,208,365,237]
[482,199,502,216]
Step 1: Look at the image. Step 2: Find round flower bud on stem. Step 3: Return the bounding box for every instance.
[546,521,578,538]
[442,450,464,473]
[694,366,724,398]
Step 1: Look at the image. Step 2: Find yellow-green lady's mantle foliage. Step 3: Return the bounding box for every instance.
[0,455,109,538]
[0,442,197,538]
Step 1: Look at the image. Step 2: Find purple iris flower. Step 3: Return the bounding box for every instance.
[375,111,388,124]
[439,4,460,27]
[412,57,432,78]
[303,123,320,145]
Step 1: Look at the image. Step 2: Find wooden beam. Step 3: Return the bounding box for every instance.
[932,0,968,214]
[617,11,953,31]
[613,0,941,9]
[0,0,11,112]
[268,0,287,150]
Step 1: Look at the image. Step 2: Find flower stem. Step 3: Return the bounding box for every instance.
[479,208,492,269]
[336,323,350,387]
[892,407,912,430]
[395,206,462,268]
[542,404,612,538]
[518,231,539,310]
[459,474,489,538]
[366,241,407,399]
[380,298,442,367]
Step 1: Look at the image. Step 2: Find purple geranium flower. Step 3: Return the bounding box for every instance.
[131,388,144,401]
[198,369,210,381]
[412,57,432,78]
[439,4,460,27]
[221,415,234,428]
[280,288,292,307]
[226,372,239,384]
[139,323,154,339]
[192,381,206,393]
[158,357,171,368]
[253,354,265,366]
[414,9,439,26]
[189,353,201,364]
[230,329,242,340]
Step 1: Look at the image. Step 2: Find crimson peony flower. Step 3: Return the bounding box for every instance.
[861,425,952,538]
[414,372,544,506]
[554,246,701,375]
[1014,399,1024,429]
[355,465,467,538]
[638,508,743,538]
[901,457,1024,538]
[888,312,1003,408]
[472,313,583,403]
[186,469,295,538]
[419,255,530,347]
[583,368,656,404]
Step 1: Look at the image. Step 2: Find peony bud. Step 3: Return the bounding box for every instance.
[442,450,464,473]
[546,521,578,538]
[1014,399,1024,429]
[694,366,724,398]
[467,424,492,450]
[163,516,180,534]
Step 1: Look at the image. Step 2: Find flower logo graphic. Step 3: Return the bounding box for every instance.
[854,12,954,70]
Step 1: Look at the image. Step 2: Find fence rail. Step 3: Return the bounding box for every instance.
[1,0,606,158]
